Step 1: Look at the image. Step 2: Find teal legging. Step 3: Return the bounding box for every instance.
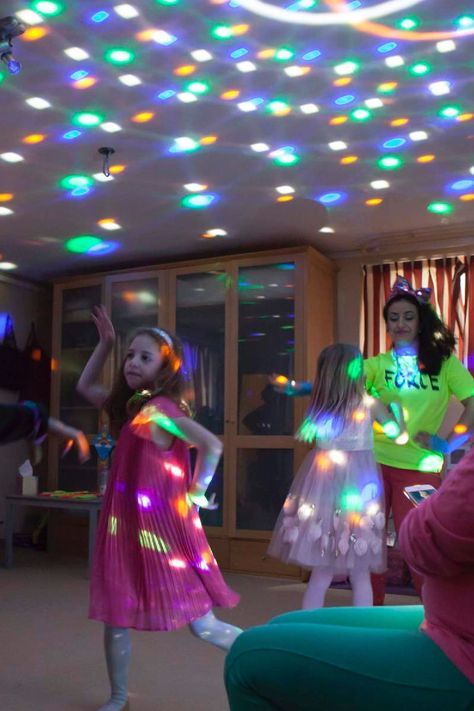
[225,606,474,710]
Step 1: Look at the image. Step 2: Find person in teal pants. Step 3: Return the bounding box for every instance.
[225,446,474,710]
[224,606,473,710]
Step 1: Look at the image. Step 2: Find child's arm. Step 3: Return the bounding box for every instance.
[131,406,222,509]
[368,396,408,444]
[269,373,312,396]
[76,305,115,408]
[48,417,91,463]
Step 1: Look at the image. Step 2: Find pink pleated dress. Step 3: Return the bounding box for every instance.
[268,402,387,575]
[89,396,239,630]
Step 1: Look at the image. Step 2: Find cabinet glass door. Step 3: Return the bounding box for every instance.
[237,263,295,436]
[110,277,160,376]
[175,271,226,527]
[59,285,101,490]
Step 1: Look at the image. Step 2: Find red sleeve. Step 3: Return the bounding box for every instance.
[398,448,474,577]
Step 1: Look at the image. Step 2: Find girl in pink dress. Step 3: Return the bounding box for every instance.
[77,306,241,711]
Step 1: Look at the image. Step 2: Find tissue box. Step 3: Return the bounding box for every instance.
[18,476,39,496]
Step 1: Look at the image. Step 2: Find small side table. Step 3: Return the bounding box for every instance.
[3,494,102,572]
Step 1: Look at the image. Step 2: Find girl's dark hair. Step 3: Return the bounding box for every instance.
[296,343,365,441]
[104,327,189,437]
[383,294,455,375]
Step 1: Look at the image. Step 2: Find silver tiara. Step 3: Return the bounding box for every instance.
[152,327,174,349]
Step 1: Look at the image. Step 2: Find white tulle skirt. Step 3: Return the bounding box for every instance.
[268,447,387,574]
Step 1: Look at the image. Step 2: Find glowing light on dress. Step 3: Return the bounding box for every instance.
[236,0,425,26]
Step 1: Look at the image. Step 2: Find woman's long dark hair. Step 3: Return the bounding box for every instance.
[104,327,189,437]
[383,294,455,375]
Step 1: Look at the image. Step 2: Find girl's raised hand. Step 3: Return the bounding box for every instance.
[91,305,116,347]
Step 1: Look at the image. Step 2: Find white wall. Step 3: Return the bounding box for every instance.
[0,275,51,535]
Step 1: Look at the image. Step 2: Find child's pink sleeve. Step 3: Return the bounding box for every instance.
[150,396,188,420]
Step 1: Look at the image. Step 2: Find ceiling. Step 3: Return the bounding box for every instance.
[0,0,473,282]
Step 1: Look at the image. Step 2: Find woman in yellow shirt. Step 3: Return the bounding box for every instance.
[271,276,474,603]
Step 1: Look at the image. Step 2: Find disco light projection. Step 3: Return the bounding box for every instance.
[236,0,426,26]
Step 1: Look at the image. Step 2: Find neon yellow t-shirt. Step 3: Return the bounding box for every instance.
[364,352,474,473]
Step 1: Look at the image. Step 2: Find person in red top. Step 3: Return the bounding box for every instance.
[225,448,474,710]
[398,445,474,685]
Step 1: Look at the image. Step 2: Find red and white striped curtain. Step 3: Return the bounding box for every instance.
[361,257,474,373]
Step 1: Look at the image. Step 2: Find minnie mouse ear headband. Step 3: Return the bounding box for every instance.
[387,275,431,305]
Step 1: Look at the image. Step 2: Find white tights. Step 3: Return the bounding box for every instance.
[98,613,242,711]
[302,567,373,610]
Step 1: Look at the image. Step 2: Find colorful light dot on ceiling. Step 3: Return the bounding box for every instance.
[267,100,291,116]
[385,55,404,68]
[277,195,294,202]
[377,82,398,93]
[221,89,240,100]
[73,77,98,89]
[131,112,154,122]
[98,218,122,231]
[409,62,431,76]
[22,27,49,40]
[0,207,14,216]
[63,130,82,140]
[397,16,419,30]
[200,135,217,145]
[64,47,89,61]
[456,15,473,28]
[450,179,474,191]
[91,11,110,22]
[109,165,125,174]
[334,60,359,76]
[174,65,196,76]
[383,138,406,149]
[65,236,103,253]
[391,117,409,126]
[72,111,104,126]
[330,116,348,125]
[300,103,319,114]
[22,134,46,144]
[417,154,435,163]
[439,105,461,118]
[181,194,216,208]
[211,25,234,39]
[366,198,383,206]
[202,228,227,238]
[350,108,372,121]
[271,149,300,166]
[184,183,208,192]
[317,191,346,205]
[371,180,390,189]
[32,1,64,16]
[378,155,404,170]
[16,10,44,25]
[427,202,453,214]
[114,4,140,19]
[0,262,18,270]
[274,47,295,61]
[0,152,24,163]
[0,194,14,201]
[60,175,94,190]
[186,80,211,94]
[459,194,474,202]
[338,154,358,166]
[88,241,120,255]
[105,48,135,64]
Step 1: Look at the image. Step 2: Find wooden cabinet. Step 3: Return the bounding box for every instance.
[49,247,336,576]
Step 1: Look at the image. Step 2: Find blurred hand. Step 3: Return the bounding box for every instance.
[62,429,91,463]
[187,491,219,510]
[91,305,116,347]
[269,373,290,394]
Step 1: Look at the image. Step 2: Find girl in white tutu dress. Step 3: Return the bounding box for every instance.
[268,343,406,609]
